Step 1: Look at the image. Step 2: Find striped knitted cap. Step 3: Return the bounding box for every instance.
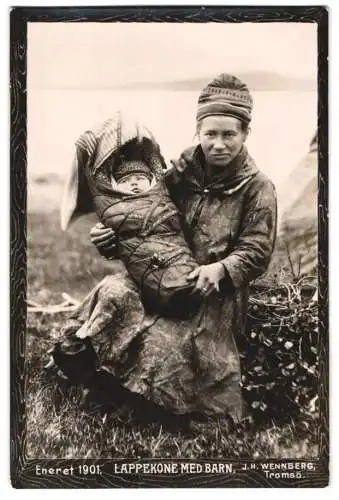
[196,73,253,124]
[115,160,153,182]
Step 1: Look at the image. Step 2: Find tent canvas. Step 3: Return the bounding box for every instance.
[278,133,318,280]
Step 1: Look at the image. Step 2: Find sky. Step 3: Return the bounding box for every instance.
[26,20,318,195]
[27,22,317,90]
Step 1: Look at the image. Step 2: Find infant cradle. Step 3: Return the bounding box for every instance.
[61,113,201,318]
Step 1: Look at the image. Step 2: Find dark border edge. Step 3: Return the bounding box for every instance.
[10,5,28,489]
[317,3,329,477]
[9,5,329,488]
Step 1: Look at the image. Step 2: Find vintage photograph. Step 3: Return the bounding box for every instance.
[10,7,328,488]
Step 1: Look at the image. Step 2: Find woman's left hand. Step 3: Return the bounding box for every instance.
[170,156,188,174]
[187,262,226,296]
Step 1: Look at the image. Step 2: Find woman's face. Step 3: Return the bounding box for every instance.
[198,115,248,168]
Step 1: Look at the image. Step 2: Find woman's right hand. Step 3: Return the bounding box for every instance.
[90,222,117,253]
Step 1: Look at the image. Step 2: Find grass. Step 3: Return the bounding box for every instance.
[26,207,318,460]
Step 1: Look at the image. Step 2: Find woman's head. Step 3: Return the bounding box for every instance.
[196,74,253,168]
[197,115,249,169]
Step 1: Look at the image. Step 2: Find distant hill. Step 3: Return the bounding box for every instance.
[118,72,315,92]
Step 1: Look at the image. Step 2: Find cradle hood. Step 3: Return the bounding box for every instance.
[60,112,167,231]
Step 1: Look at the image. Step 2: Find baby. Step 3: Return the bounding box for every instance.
[113,160,154,195]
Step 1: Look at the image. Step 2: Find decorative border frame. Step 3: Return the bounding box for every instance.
[10,6,328,488]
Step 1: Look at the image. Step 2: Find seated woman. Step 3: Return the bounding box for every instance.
[56,73,277,423]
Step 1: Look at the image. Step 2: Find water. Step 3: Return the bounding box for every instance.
[27,89,317,198]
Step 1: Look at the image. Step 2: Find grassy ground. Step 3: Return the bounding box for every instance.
[26,199,318,460]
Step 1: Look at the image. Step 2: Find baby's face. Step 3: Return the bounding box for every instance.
[116,173,151,194]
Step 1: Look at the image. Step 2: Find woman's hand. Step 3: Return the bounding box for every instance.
[90,222,117,252]
[187,262,226,296]
[170,155,189,174]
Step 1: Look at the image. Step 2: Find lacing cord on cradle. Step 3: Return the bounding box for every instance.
[103,196,195,290]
